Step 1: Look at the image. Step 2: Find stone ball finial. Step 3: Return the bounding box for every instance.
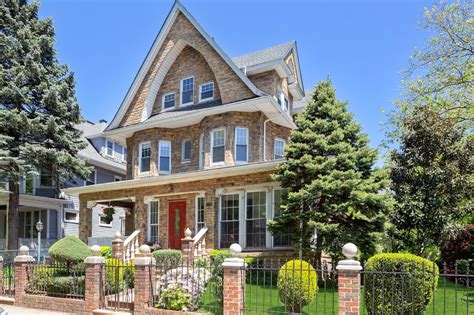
[342,243,358,260]
[114,231,122,240]
[229,243,242,257]
[19,245,29,256]
[184,228,192,238]
[91,245,101,256]
[139,244,151,255]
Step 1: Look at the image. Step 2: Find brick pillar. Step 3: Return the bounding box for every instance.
[336,243,362,315]
[134,246,155,315]
[84,246,105,313]
[181,228,194,265]
[112,231,124,260]
[14,246,35,305]
[222,244,246,315]
[0,256,3,295]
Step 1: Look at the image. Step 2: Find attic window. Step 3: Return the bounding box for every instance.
[199,82,214,102]
[162,93,175,111]
[180,77,194,106]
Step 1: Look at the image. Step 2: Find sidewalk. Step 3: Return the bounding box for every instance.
[0,305,71,315]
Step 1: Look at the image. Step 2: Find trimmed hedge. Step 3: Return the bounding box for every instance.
[278,260,317,313]
[48,236,92,264]
[153,249,182,271]
[364,253,439,315]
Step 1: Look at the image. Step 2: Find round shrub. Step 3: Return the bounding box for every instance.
[153,249,182,271]
[48,236,92,264]
[99,246,112,259]
[364,253,439,315]
[277,260,318,313]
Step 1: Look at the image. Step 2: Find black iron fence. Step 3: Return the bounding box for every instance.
[150,258,224,314]
[100,259,134,311]
[0,260,15,297]
[25,262,85,299]
[243,258,338,315]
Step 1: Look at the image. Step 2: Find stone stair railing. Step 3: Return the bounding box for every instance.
[112,230,140,262]
[193,227,208,258]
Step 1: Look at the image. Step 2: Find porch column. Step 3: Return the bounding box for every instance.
[79,199,96,243]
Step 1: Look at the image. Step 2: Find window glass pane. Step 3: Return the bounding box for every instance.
[25,172,34,194]
[163,93,175,109]
[40,170,53,187]
[140,143,151,173]
[212,130,225,146]
[213,146,224,163]
[196,197,205,231]
[159,141,171,172]
[274,140,285,159]
[273,189,291,247]
[182,140,191,161]
[235,128,248,145]
[159,157,170,172]
[41,210,48,239]
[33,211,40,238]
[236,146,247,162]
[19,212,25,238]
[199,134,204,169]
[65,211,78,222]
[200,82,214,100]
[86,170,95,186]
[220,194,239,248]
[149,201,159,244]
[246,192,267,248]
[212,129,225,163]
[106,141,113,156]
[181,77,194,104]
[25,212,31,238]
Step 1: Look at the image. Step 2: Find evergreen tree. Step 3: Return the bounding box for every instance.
[0,0,89,249]
[389,106,473,256]
[270,80,390,261]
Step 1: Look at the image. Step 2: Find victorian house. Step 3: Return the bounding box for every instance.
[64,1,305,253]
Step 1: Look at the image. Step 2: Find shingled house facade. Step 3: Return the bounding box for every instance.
[64,2,305,253]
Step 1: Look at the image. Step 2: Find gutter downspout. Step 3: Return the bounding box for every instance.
[263,118,271,161]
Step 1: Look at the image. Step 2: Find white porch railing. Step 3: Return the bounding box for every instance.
[123,230,140,262]
[192,227,208,258]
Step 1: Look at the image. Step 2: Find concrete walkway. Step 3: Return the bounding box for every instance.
[0,305,71,315]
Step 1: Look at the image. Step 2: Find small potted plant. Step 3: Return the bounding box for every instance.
[101,206,115,224]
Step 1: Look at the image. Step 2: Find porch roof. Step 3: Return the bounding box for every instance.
[62,160,281,196]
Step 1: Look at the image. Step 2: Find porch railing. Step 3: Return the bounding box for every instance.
[123,230,140,262]
[193,227,208,258]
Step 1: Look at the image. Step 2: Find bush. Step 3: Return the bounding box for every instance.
[364,253,439,315]
[440,224,473,266]
[153,250,182,271]
[48,276,85,296]
[156,287,192,311]
[277,260,318,313]
[48,236,92,264]
[99,246,112,259]
[27,266,85,297]
[105,258,134,294]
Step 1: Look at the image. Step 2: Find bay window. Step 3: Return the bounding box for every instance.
[274,139,285,159]
[182,139,191,162]
[245,191,267,248]
[219,194,240,248]
[272,189,291,247]
[211,129,225,164]
[138,142,151,174]
[235,127,248,163]
[158,140,171,174]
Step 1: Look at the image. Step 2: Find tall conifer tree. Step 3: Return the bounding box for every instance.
[0,0,89,249]
[270,80,390,260]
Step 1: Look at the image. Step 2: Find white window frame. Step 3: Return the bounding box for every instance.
[195,196,205,233]
[210,128,226,165]
[64,208,79,224]
[244,189,269,249]
[180,76,194,106]
[274,138,286,159]
[162,92,176,111]
[147,200,160,244]
[199,81,214,102]
[181,139,191,163]
[234,127,249,164]
[158,140,172,174]
[105,139,114,157]
[218,191,244,249]
[84,169,97,186]
[199,133,205,169]
[121,147,127,162]
[138,142,151,175]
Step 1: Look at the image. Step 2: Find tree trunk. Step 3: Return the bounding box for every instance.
[7,181,19,250]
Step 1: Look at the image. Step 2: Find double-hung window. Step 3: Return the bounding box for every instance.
[139,142,151,174]
[199,134,205,169]
[162,92,175,111]
[235,127,248,163]
[199,82,214,102]
[148,201,160,244]
[220,194,240,248]
[182,140,191,162]
[246,191,267,248]
[106,140,114,157]
[158,140,171,174]
[274,139,285,159]
[196,197,205,232]
[211,129,225,164]
[180,77,194,106]
[272,189,291,247]
[85,169,96,186]
[39,169,53,187]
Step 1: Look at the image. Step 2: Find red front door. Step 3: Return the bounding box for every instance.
[168,201,186,249]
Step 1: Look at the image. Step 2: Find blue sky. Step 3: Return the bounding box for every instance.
[39,0,435,152]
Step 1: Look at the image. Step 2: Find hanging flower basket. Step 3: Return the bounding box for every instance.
[101,206,115,224]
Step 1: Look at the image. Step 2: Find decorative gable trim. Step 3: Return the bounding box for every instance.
[107,1,264,130]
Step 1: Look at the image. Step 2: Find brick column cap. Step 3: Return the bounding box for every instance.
[223,257,246,268]
[84,256,105,264]
[14,255,34,263]
[336,259,362,271]
[134,256,155,266]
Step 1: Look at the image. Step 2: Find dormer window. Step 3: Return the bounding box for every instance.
[106,139,114,157]
[162,93,175,111]
[199,82,214,102]
[276,91,289,112]
[180,77,194,106]
[274,139,285,159]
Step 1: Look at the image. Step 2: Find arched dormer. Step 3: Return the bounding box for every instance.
[141,39,221,121]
